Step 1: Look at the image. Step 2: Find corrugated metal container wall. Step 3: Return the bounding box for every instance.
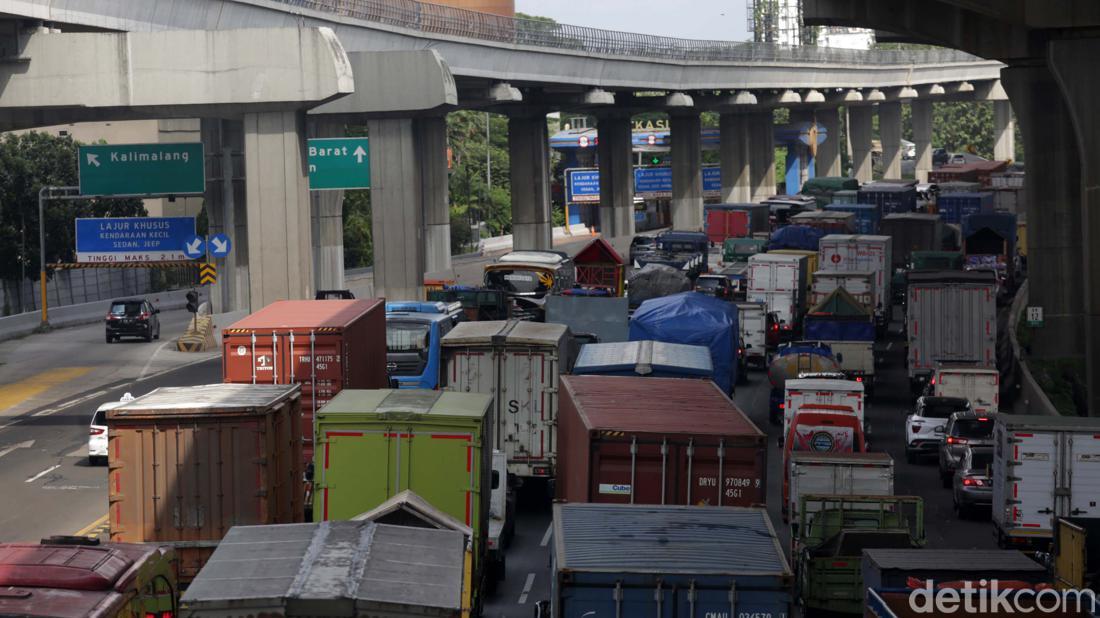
[106,384,304,582]
[557,376,766,508]
[857,184,917,214]
[906,272,997,372]
[937,192,994,224]
[221,299,387,465]
[553,504,792,618]
[880,214,943,269]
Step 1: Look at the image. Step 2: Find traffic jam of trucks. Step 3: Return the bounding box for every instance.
[19,165,1100,618]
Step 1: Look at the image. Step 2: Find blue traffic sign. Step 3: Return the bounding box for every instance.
[564,165,724,204]
[75,217,197,263]
[565,169,601,203]
[182,234,206,259]
[208,234,232,258]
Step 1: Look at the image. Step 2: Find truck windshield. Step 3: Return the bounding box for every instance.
[954,418,994,439]
[386,321,431,353]
[485,268,552,294]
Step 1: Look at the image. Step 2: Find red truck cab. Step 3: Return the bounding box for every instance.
[781,405,867,515]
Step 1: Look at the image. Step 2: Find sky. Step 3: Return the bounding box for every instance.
[514,0,751,41]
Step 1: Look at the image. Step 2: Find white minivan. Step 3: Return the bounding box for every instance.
[88,393,134,465]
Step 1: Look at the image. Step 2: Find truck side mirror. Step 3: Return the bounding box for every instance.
[491,470,500,490]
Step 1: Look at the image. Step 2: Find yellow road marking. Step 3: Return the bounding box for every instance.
[0,367,94,412]
[73,512,109,537]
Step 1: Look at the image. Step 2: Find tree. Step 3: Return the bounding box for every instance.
[0,132,144,284]
[342,189,372,269]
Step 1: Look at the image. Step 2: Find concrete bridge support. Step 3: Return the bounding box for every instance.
[815,107,842,178]
[789,109,815,193]
[879,101,903,179]
[308,118,346,292]
[418,116,451,274]
[1049,38,1100,415]
[597,112,635,238]
[748,110,776,200]
[671,111,703,229]
[993,100,1015,162]
[720,112,752,203]
[1002,65,1083,367]
[509,114,552,250]
[202,118,248,313]
[368,118,426,300]
[848,106,874,183]
[243,111,314,309]
[911,100,933,183]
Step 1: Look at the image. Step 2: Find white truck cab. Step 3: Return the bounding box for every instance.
[487,450,515,586]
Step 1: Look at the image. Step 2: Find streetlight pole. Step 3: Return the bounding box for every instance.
[37,186,47,327]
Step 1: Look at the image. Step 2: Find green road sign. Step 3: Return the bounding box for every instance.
[308,138,370,190]
[78,143,205,197]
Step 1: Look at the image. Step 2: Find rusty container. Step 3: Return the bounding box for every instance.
[222,299,388,465]
[106,383,304,582]
[557,375,768,508]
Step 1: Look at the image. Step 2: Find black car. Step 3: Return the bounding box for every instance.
[105,298,160,343]
[938,411,995,487]
[932,148,950,167]
[628,235,657,266]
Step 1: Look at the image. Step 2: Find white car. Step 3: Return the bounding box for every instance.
[88,393,134,465]
[904,396,970,464]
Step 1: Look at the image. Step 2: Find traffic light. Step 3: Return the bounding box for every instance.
[186,290,199,314]
[649,155,662,165]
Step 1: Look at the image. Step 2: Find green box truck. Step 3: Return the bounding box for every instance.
[314,389,494,612]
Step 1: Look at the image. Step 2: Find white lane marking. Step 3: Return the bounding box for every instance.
[886,342,893,351]
[138,341,173,380]
[25,464,60,483]
[540,523,553,547]
[136,354,217,383]
[43,485,102,490]
[518,573,535,604]
[34,390,107,417]
[0,440,34,459]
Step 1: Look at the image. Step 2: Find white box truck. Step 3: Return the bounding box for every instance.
[931,364,1000,415]
[783,378,866,444]
[992,415,1100,550]
[906,271,997,396]
[810,270,876,312]
[736,301,768,368]
[818,235,892,326]
[442,320,571,480]
[787,452,894,524]
[747,253,807,336]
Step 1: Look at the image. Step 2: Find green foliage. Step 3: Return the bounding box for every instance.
[448,111,513,237]
[0,132,144,282]
[343,189,372,268]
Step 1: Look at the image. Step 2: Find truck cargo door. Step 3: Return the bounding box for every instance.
[223,332,279,386]
[1067,434,1100,519]
[408,431,477,527]
[501,348,555,478]
[1011,432,1057,531]
[319,430,392,521]
[285,332,347,455]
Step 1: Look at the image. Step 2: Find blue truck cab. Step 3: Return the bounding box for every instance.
[385,301,460,389]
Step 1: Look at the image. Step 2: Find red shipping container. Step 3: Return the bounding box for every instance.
[222,299,388,464]
[557,375,767,508]
[705,208,750,244]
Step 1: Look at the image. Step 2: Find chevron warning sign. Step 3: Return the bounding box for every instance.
[199,263,217,285]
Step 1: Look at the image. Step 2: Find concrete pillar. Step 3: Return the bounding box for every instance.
[201,118,248,313]
[748,110,776,200]
[671,111,703,229]
[417,116,451,274]
[596,112,635,238]
[242,111,313,310]
[787,109,815,194]
[367,118,425,300]
[307,118,346,292]
[911,100,934,183]
[848,106,874,183]
[719,112,752,203]
[1049,38,1100,416]
[508,114,552,250]
[879,101,902,179]
[1002,65,1083,366]
[993,99,1015,162]
[815,107,841,178]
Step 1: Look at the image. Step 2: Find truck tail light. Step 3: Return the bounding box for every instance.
[90,427,105,436]
[533,466,549,476]
[855,376,863,382]
[779,403,785,410]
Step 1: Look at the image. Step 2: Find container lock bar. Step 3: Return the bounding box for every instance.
[686,439,694,504]
[613,581,623,618]
[630,437,637,505]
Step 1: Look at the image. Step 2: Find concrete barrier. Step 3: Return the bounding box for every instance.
[0,288,192,343]
[1008,280,1059,415]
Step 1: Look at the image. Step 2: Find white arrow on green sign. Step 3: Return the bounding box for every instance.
[78,143,205,196]
[308,138,370,190]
